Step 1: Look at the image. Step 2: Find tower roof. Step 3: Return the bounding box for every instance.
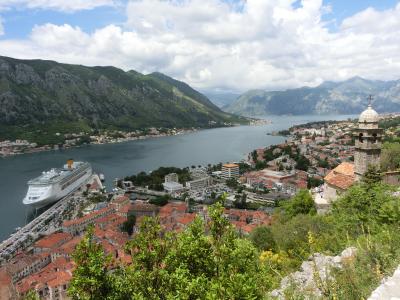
[359,104,379,123]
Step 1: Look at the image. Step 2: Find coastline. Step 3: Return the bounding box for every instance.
[0,118,270,159]
[0,128,199,158]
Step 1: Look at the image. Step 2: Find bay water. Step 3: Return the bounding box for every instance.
[0,115,356,240]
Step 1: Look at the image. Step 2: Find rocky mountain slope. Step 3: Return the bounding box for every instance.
[225,77,400,116]
[0,56,245,132]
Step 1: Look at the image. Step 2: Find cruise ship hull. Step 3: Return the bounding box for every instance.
[23,164,92,209]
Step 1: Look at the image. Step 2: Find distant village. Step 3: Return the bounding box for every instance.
[1,110,400,299]
[0,127,196,157]
[0,118,267,157]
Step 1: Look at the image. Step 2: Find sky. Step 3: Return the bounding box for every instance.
[0,0,399,92]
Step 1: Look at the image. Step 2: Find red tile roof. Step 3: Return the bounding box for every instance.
[324,162,355,190]
[158,202,187,217]
[118,203,132,214]
[47,270,72,288]
[63,206,114,227]
[130,202,159,212]
[56,236,83,255]
[223,163,239,168]
[0,269,13,300]
[34,232,72,249]
[16,257,74,294]
[333,162,355,176]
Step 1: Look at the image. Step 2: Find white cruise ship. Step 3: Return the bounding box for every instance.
[23,160,92,208]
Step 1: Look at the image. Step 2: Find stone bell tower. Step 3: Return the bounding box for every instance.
[354,96,382,181]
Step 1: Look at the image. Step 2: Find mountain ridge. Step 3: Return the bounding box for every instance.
[0,55,246,135]
[225,77,400,116]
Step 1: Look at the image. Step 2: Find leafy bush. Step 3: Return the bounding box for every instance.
[121,215,136,236]
[69,202,271,299]
[149,195,170,206]
[281,189,316,218]
[249,226,276,251]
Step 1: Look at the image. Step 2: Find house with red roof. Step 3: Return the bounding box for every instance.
[62,206,115,235]
[33,232,73,254]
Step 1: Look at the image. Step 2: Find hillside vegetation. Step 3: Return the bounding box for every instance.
[0,56,246,142]
[64,168,400,299]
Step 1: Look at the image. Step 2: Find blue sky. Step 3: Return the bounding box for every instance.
[1,4,125,39]
[0,0,399,92]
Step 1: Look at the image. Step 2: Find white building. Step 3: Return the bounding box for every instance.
[190,167,208,179]
[186,176,212,190]
[163,181,184,193]
[163,173,184,193]
[221,163,239,179]
[165,173,179,183]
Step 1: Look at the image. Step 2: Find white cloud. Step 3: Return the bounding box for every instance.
[0,0,115,12]
[0,0,400,92]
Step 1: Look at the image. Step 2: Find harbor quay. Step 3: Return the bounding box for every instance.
[0,174,102,265]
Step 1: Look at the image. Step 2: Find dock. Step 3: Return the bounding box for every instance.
[0,174,102,264]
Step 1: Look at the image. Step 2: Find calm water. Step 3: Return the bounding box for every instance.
[0,115,356,240]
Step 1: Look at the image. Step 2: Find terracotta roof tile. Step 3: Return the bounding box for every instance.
[332,162,354,176]
[324,162,355,190]
[222,163,239,168]
[34,232,72,249]
[47,270,72,288]
[63,206,113,227]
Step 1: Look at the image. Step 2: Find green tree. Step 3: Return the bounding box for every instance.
[282,189,316,218]
[307,176,324,189]
[317,157,330,168]
[251,150,258,162]
[23,290,40,300]
[149,194,170,206]
[225,177,238,189]
[362,165,382,187]
[238,162,252,174]
[121,214,137,235]
[381,142,400,171]
[295,155,310,171]
[234,193,247,209]
[332,182,397,234]
[124,217,173,299]
[68,227,111,300]
[249,226,276,251]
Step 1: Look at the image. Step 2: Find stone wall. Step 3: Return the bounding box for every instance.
[383,171,400,185]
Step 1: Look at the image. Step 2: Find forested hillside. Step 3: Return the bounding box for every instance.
[0,56,246,141]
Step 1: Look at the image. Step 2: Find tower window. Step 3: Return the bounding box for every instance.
[372,133,377,143]
[359,133,363,143]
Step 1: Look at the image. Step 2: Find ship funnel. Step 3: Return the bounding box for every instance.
[67,159,74,169]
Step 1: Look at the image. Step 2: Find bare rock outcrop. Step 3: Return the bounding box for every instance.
[270,247,357,299]
[368,266,400,300]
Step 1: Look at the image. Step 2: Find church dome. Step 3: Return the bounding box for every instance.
[359,105,379,123]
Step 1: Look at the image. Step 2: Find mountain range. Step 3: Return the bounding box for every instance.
[202,91,241,108]
[224,77,400,116]
[0,56,245,139]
